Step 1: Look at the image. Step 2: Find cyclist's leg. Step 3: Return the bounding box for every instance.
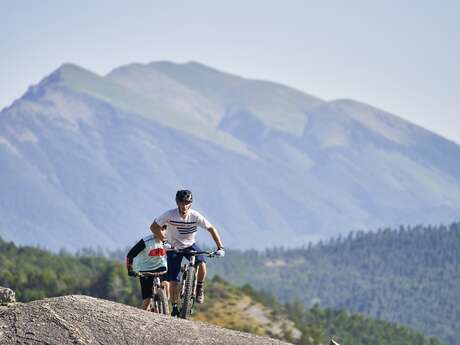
[139,276,154,310]
[189,243,207,282]
[160,274,170,300]
[190,243,207,303]
[162,281,170,299]
[197,261,207,281]
[165,250,183,305]
[142,299,150,311]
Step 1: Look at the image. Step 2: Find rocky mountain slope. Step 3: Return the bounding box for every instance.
[193,277,302,341]
[1,61,459,250]
[0,295,291,345]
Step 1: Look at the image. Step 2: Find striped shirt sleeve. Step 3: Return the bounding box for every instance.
[194,210,212,229]
[154,210,170,227]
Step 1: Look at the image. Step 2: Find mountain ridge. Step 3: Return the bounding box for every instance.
[1,61,459,250]
[108,61,323,137]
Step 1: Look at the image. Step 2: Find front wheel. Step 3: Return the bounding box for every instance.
[156,288,169,315]
[179,266,196,319]
[151,285,169,315]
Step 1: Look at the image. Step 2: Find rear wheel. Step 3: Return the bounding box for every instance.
[179,266,196,319]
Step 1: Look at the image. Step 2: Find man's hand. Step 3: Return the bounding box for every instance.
[127,265,137,277]
[215,247,225,257]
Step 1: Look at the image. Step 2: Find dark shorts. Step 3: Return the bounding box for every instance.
[165,244,206,282]
[139,266,167,299]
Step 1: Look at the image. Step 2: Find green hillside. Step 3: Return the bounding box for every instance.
[0,239,139,305]
[194,278,440,345]
[0,237,441,345]
[210,222,460,345]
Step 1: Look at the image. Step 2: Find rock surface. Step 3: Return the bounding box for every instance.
[0,295,292,345]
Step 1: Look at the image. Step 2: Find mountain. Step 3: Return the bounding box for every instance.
[1,61,459,250]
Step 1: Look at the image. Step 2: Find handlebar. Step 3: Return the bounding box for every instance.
[170,249,216,257]
[135,271,167,278]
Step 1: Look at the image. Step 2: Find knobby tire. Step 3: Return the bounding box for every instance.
[179,266,196,319]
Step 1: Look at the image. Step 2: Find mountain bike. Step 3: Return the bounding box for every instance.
[175,249,216,319]
[135,271,169,315]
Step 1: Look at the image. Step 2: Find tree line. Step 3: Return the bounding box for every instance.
[209,222,460,345]
[0,234,443,345]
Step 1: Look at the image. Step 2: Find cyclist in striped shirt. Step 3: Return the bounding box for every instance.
[150,189,225,317]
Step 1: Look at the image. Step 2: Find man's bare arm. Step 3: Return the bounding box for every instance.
[207,225,224,249]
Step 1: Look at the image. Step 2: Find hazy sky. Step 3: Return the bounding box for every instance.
[2,0,459,143]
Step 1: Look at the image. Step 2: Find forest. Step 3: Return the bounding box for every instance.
[0,229,446,345]
[209,222,460,345]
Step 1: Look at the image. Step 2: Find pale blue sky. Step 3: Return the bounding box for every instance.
[1,0,459,143]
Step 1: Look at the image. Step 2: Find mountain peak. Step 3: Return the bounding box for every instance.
[50,63,101,86]
[21,63,100,102]
[55,62,86,73]
[51,62,95,79]
[42,62,99,86]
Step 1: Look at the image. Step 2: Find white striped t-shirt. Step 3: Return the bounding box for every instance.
[154,208,212,249]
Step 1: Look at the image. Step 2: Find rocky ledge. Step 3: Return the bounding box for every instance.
[0,295,292,345]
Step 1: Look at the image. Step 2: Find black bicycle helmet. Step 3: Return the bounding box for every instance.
[176,189,193,203]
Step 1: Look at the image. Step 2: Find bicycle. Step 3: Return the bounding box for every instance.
[174,249,216,319]
[134,270,170,315]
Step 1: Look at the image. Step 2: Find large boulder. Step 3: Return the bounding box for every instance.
[0,287,15,305]
[0,295,292,345]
